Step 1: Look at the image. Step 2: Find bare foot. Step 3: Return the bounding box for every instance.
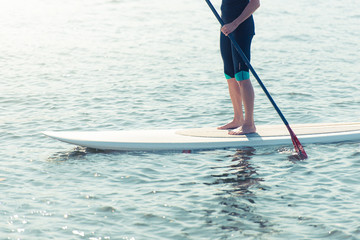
[228,124,256,135]
[217,120,243,130]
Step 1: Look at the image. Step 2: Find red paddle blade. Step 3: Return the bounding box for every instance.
[286,125,308,159]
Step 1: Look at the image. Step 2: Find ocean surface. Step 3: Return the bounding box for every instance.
[1,0,359,239]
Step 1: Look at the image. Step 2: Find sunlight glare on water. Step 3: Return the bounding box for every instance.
[0,0,359,239]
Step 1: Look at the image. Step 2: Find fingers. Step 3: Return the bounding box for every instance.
[221,25,233,36]
[221,26,230,36]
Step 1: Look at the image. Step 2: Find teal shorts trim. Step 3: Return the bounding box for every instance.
[224,71,250,81]
[225,73,232,80]
[235,71,250,81]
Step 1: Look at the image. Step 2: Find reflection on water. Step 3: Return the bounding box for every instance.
[46,147,103,162]
[204,148,273,235]
[209,147,263,195]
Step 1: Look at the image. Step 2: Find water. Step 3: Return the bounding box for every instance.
[1,0,359,239]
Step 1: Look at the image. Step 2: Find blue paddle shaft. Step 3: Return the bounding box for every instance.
[205,0,289,126]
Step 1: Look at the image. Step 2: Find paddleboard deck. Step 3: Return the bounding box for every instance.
[43,122,360,151]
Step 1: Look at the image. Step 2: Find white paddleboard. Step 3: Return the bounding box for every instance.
[43,122,360,151]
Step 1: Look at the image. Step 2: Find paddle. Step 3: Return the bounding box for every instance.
[205,0,308,159]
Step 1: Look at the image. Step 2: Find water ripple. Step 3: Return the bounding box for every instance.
[1,0,360,239]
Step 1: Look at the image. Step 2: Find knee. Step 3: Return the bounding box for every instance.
[237,79,250,87]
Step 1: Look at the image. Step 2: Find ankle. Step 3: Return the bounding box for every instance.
[233,117,244,123]
[243,121,255,126]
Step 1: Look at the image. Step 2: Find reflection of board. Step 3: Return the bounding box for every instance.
[43,122,360,151]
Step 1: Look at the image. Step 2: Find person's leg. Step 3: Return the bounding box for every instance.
[217,77,244,129]
[227,34,256,135]
[218,32,244,129]
[229,78,256,134]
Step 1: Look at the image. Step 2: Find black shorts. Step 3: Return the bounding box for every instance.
[220,33,253,81]
[220,0,255,81]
